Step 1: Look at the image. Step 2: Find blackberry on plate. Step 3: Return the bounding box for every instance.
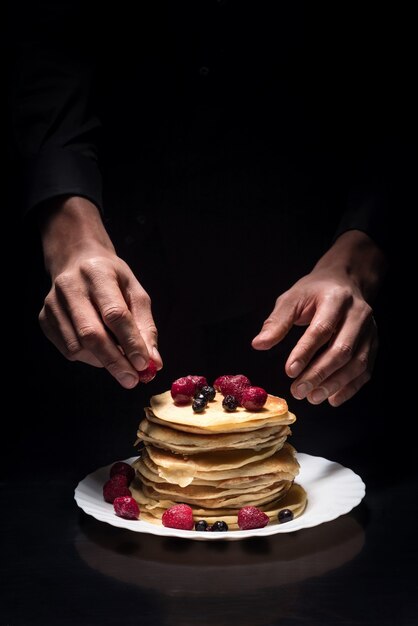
[192,397,207,413]
[278,508,294,523]
[199,385,216,401]
[211,520,229,532]
[222,395,238,411]
[193,391,208,404]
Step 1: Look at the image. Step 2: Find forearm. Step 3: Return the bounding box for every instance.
[9,0,102,216]
[39,196,114,277]
[313,230,387,302]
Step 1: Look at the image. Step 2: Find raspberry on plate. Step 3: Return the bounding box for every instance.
[186,375,207,391]
[109,461,135,484]
[213,374,233,392]
[241,386,268,411]
[219,374,251,402]
[103,474,131,503]
[113,496,140,520]
[162,503,194,530]
[137,359,157,383]
[171,377,196,405]
[237,506,270,530]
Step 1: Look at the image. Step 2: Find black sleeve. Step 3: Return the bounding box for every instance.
[328,3,413,256]
[8,0,102,217]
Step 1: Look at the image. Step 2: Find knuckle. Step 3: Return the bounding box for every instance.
[79,257,104,276]
[103,357,123,373]
[309,367,326,385]
[42,294,56,315]
[326,286,353,305]
[332,342,353,366]
[132,289,151,308]
[63,340,82,360]
[38,308,47,326]
[54,272,74,292]
[354,352,369,375]
[356,302,374,323]
[312,320,335,338]
[77,325,100,346]
[102,305,129,326]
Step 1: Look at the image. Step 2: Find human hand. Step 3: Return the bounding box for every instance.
[38,197,162,388]
[252,231,386,406]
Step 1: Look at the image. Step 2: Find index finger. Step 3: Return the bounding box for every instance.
[90,279,150,371]
[285,295,348,378]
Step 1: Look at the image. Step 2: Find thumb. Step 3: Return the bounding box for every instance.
[252,296,298,350]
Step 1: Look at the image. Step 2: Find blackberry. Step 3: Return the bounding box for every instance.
[212,520,229,532]
[192,397,207,413]
[200,385,216,401]
[195,519,208,531]
[222,395,238,411]
[193,391,208,404]
[278,508,294,523]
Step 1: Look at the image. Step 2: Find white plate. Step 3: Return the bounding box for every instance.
[74,453,365,541]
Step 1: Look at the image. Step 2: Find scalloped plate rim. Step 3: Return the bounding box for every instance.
[74,452,365,541]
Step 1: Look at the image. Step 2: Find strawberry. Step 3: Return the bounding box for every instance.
[237,506,270,530]
[240,386,267,411]
[103,474,131,503]
[162,503,194,530]
[109,461,135,484]
[113,496,140,520]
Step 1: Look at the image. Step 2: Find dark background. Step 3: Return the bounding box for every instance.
[4,2,417,625]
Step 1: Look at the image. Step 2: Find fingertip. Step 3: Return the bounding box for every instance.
[251,335,272,350]
[152,347,163,369]
[119,373,139,389]
[286,360,303,378]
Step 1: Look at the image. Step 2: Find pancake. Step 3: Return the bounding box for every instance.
[149,391,294,432]
[129,384,307,531]
[130,482,308,530]
[146,408,295,434]
[136,417,291,454]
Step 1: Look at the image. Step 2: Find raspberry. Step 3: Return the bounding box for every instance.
[186,375,208,391]
[241,386,268,411]
[213,374,233,393]
[171,377,196,405]
[103,474,131,503]
[137,359,157,383]
[162,503,194,530]
[237,506,270,530]
[109,461,135,484]
[113,496,140,520]
[220,375,251,402]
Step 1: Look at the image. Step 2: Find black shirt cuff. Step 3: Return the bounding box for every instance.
[22,148,103,217]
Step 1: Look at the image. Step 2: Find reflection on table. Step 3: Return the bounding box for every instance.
[74,512,365,626]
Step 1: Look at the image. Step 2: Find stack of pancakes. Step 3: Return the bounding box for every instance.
[131,390,307,529]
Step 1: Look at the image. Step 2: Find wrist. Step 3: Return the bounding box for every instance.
[39,196,115,276]
[313,230,387,301]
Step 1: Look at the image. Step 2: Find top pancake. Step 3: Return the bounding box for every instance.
[149,390,294,432]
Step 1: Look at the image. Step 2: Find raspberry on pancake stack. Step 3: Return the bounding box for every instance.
[130,375,307,530]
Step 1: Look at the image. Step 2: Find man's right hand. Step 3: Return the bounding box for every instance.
[38,196,162,388]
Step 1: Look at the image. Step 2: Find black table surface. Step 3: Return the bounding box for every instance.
[3,334,417,626]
